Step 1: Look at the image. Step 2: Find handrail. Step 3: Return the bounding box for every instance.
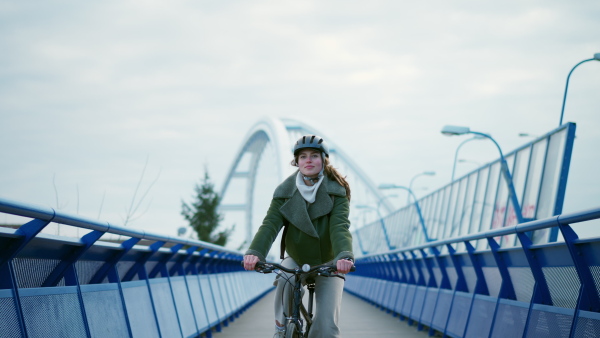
[0,197,239,255]
[358,206,600,259]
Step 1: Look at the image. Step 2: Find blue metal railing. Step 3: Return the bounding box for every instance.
[346,206,600,337]
[0,198,274,338]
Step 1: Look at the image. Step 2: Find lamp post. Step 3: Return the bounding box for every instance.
[451,135,485,181]
[408,171,435,203]
[559,53,600,126]
[441,125,525,224]
[356,204,394,251]
[378,184,431,242]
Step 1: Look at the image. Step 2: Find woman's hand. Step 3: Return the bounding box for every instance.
[243,254,260,271]
[336,258,354,274]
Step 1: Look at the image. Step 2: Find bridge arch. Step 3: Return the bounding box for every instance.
[219,116,393,251]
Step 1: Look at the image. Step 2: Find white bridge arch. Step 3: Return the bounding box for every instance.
[219,117,393,251]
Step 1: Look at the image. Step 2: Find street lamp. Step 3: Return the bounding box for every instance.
[356,204,394,250]
[451,135,485,181]
[441,125,525,224]
[407,171,435,203]
[377,184,431,242]
[559,53,600,126]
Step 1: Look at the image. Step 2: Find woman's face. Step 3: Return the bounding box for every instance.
[297,149,323,178]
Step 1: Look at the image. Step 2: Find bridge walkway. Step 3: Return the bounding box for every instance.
[213,290,432,338]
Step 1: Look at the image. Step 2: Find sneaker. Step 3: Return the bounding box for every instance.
[273,330,285,338]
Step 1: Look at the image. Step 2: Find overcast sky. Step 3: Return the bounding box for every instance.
[1,1,599,247]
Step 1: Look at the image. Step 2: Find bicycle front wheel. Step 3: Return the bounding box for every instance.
[286,322,300,338]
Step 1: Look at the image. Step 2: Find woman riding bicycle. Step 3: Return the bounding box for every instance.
[243,134,354,338]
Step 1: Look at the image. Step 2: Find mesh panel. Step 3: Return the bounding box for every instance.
[0,297,22,337]
[588,265,600,297]
[411,265,420,284]
[12,258,65,288]
[75,260,106,285]
[145,261,160,276]
[393,284,407,313]
[122,284,160,337]
[420,260,430,282]
[575,314,600,338]
[526,308,573,337]
[508,267,535,303]
[462,266,477,292]
[465,297,495,338]
[116,261,137,281]
[432,266,443,286]
[432,291,453,330]
[447,268,458,289]
[420,289,439,325]
[20,293,87,337]
[482,267,502,297]
[401,285,416,316]
[166,261,176,275]
[171,278,196,337]
[447,294,471,337]
[542,266,581,308]
[491,302,528,337]
[410,287,426,320]
[385,283,399,311]
[186,275,209,331]
[150,281,181,336]
[81,289,129,337]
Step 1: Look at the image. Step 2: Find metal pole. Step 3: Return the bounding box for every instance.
[451,137,481,181]
[469,131,524,224]
[559,56,599,126]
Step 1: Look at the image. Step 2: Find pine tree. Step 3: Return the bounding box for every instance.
[181,169,232,246]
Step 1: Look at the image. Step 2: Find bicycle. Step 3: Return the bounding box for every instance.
[247,261,355,338]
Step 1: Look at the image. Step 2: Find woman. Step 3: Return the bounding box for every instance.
[243,134,354,338]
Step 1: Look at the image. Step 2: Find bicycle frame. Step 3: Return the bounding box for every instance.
[249,261,354,338]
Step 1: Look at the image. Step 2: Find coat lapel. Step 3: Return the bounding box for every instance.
[274,171,346,239]
[279,192,319,238]
[307,185,333,221]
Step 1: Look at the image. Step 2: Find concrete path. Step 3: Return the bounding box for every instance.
[211,290,433,338]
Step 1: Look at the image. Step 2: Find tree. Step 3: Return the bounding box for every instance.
[181,169,232,246]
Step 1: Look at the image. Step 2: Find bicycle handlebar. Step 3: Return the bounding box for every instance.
[241,261,355,276]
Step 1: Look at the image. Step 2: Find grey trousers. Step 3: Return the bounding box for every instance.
[274,257,345,338]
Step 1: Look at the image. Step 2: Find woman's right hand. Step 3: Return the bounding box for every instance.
[243,254,260,271]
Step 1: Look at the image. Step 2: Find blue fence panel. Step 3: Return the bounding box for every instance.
[346,207,600,338]
[0,198,275,338]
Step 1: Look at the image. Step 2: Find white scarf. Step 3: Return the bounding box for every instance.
[296,171,324,204]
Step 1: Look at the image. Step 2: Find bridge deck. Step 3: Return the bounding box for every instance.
[213,290,432,338]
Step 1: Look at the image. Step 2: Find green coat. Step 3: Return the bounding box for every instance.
[245,172,354,266]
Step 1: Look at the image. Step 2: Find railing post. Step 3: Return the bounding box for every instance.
[557,219,600,337]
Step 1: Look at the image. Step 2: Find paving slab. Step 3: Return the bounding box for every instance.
[212,290,433,337]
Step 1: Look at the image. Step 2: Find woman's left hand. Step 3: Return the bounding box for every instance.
[336,259,353,274]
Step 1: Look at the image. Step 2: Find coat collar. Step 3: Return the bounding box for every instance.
[274,172,347,238]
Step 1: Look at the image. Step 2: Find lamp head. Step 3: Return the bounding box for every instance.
[378,184,396,190]
[594,53,600,61]
[441,125,471,136]
[423,171,435,176]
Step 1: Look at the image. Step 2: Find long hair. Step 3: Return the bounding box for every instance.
[292,154,351,201]
[323,157,351,201]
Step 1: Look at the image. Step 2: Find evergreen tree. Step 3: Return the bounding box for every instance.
[181,169,232,246]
